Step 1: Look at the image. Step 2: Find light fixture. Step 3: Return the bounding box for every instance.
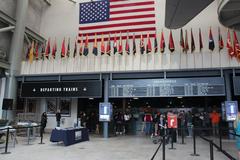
[133,97,139,100]
[177,97,183,99]
[89,98,94,100]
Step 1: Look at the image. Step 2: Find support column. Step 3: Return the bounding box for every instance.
[0,78,6,119]
[5,0,29,120]
[103,74,109,138]
[224,70,234,139]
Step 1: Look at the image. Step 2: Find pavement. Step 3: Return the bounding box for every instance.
[0,134,237,160]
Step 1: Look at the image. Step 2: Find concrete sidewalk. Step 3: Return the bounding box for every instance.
[0,134,237,160]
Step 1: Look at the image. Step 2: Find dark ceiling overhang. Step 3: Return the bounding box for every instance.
[218,0,240,30]
[165,0,214,29]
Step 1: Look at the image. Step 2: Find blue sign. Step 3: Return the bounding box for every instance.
[225,101,238,121]
[99,102,112,122]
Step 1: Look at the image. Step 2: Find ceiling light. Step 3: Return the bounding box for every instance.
[89,98,94,100]
[133,97,139,100]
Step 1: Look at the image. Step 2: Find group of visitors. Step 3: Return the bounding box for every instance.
[78,111,99,134]
[113,111,132,135]
[141,107,221,138]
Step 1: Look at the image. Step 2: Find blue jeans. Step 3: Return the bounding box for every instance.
[145,122,152,135]
[187,123,192,137]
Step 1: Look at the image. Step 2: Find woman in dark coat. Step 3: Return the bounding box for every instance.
[40,112,47,134]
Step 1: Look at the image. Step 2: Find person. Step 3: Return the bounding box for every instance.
[144,111,153,135]
[186,111,193,137]
[234,112,240,160]
[114,112,124,135]
[210,109,220,136]
[56,109,61,127]
[124,111,131,134]
[40,112,47,134]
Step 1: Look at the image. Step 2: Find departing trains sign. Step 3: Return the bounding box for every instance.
[21,81,102,98]
[109,77,225,98]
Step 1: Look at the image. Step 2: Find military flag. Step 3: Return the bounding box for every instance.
[92,34,98,56]
[45,38,50,59]
[199,28,203,52]
[61,38,66,58]
[227,30,234,57]
[160,31,165,53]
[191,29,195,53]
[146,33,152,54]
[140,34,145,54]
[180,29,185,52]
[184,30,189,53]
[118,34,123,55]
[208,27,215,51]
[125,33,130,55]
[168,30,175,52]
[83,35,89,56]
[29,41,34,64]
[133,34,136,55]
[106,35,111,56]
[113,34,117,55]
[101,35,105,55]
[218,27,224,51]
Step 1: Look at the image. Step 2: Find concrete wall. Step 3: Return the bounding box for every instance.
[0,0,48,62]
[19,0,240,74]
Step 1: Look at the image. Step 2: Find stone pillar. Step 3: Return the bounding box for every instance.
[103,74,109,138]
[5,0,29,120]
[224,70,234,139]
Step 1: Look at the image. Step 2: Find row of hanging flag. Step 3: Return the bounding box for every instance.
[27,28,240,63]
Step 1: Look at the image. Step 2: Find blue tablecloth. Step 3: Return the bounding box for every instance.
[50,127,89,146]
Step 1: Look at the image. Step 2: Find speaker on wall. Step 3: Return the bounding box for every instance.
[2,98,13,110]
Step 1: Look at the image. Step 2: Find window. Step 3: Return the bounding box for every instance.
[46,98,57,115]
[59,98,71,115]
[46,98,71,116]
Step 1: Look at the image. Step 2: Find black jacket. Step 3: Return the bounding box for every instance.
[56,112,61,121]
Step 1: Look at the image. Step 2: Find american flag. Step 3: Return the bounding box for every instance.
[79,0,156,43]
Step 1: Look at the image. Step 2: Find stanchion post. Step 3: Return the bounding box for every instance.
[210,140,214,160]
[27,127,30,145]
[1,127,11,154]
[191,126,199,156]
[181,127,185,144]
[39,125,45,144]
[218,125,222,151]
[162,128,166,160]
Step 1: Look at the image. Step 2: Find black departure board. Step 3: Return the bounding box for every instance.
[109,77,225,98]
[233,77,240,95]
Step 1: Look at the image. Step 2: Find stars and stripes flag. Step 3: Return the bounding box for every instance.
[79,0,156,43]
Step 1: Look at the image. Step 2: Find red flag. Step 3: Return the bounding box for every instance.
[125,33,130,55]
[180,29,185,52]
[233,31,240,58]
[160,31,165,53]
[118,33,123,55]
[35,42,39,60]
[227,30,234,57]
[61,38,66,58]
[168,30,175,52]
[184,30,189,53]
[79,35,83,56]
[52,38,57,59]
[92,34,98,56]
[191,28,195,53]
[101,35,105,55]
[218,27,224,51]
[146,33,152,54]
[106,35,111,56]
[45,38,50,59]
[113,34,117,55]
[40,43,45,60]
[73,39,77,57]
[199,28,203,52]
[67,38,70,57]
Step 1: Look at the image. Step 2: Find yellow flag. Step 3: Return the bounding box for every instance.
[29,41,34,64]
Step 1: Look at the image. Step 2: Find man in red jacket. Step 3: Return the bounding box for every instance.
[144,110,153,135]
